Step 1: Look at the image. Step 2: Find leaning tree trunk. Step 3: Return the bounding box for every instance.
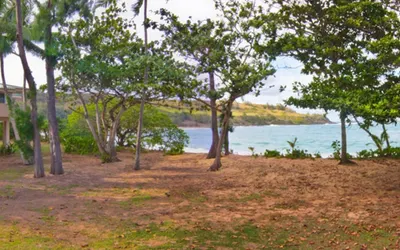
[45,5,64,175]
[15,0,44,178]
[134,0,148,171]
[207,72,219,159]
[382,123,391,156]
[224,128,229,156]
[339,110,350,164]
[353,116,383,155]
[0,54,32,165]
[22,73,27,110]
[209,100,233,171]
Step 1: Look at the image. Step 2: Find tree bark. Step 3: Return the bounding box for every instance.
[224,127,230,156]
[339,110,350,164]
[382,123,391,156]
[209,100,233,171]
[206,72,219,159]
[22,73,27,110]
[107,106,125,162]
[134,0,148,171]
[0,54,32,165]
[15,0,45,177]
[45,2,64,175]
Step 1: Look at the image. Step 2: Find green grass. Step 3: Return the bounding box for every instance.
[119,194,153,208]
[235,190,281,203]
[0,185,15,199]
[46,184,80,195]
[0,166,31,181]
[78,219,398,249]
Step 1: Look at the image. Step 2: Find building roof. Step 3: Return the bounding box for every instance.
[0,84,24,93]
[0,84,23,90]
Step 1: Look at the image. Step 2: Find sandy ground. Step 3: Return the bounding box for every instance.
[1,152,400,249]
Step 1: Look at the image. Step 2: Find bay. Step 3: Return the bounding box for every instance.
[183,124,400,157]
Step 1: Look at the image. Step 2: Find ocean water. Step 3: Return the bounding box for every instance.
[183,124,400,157]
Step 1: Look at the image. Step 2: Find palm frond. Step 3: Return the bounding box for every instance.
[132,0,144,16]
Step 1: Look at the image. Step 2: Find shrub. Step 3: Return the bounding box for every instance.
[357,147,400,159]
[248,147,259,158]
[331,140,341,160]
[284,138,313,159]
[263,149,281,158]
[60,116,98,155]
[0,143,16,156]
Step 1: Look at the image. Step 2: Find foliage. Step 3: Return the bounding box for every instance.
[13,107,43,161]
[57,2,195,162]
[248,147,259,158]
[331,140,352,160]
[263,149,281,158]
[119,105,189,155]
[265,0,400,163]
[0,143,15,156]
[283,138,313,159]
[314,152,322,159]
[64,103,189,156]
[357,147,400,159]
[60,109,98,155]
[331,140,342,160]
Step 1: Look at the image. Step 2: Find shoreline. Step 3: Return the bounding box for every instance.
[179,122,338,129]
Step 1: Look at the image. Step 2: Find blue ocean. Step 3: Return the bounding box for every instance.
[183,124,400,157]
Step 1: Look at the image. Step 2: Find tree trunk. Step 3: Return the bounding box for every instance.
[22,73,27,110]
[207,72,219,159]
[15,0,44,178]
[353,116,383,154]
[382,123,391,156]
[224,128,229,156]
[209,100,232,171]
[0,54,32,165]
[339,111,350,164]
[45,4,64,175]
[134,0,148,171]
[107,107,125,162]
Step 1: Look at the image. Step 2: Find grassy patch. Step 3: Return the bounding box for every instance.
[181,190,208,203]
[234,190,280,203]
[0,223,69,249]
[0,166,31,181]
[0,185,15,199]
[0,217,397,249]
[46,184,80,195]
[31,207,56,223]
[119,194,153,208]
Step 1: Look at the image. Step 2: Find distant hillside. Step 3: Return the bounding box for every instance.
[33,94,330,127]
[158,101,331,127]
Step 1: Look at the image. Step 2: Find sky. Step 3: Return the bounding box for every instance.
[3,0,337,121]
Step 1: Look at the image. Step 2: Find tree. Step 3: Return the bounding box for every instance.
[115,104,189,155]
[133,0,149,170]
[15,0,44,177]
[267,0,400,163]
[29,0,104,174]
[158,12,226,159]
[58,2,195,163]
[207,0,275,171]
[0,0,34,164]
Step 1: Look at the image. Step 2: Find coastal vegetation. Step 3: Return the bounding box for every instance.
[1,0,398,171]
[0,0,399,248]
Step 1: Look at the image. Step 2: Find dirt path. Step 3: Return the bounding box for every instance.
[1,152,400,249]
